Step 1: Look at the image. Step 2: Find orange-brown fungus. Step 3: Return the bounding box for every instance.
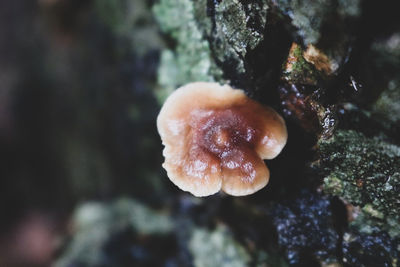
[157,82,287,196]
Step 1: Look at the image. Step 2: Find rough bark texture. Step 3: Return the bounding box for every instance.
[1,0,399,266]
[150,0,400,266]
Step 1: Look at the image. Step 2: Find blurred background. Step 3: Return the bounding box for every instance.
[0,1,172,266]
[1,0,400,267]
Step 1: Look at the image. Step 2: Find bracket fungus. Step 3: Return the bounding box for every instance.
[157,82,287,197]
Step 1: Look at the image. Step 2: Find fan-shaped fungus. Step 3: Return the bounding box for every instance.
[157,82,287,196]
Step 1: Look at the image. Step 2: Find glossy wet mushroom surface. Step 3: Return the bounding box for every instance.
[157,82,287,196]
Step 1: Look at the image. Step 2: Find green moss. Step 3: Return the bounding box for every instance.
[113,198,174,234]
[282,44,319,85]
[362,204,384,220]
[323,176,343,196]
[320,130,400,238]
[189,225,251,267]
[55,198,173,267]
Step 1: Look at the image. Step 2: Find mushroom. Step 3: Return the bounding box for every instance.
[157,82,287,197]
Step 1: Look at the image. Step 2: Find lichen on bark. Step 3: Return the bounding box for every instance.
[153,0,274,99]
[152,0,400,265]
[319,130,400,239]
[152,0,223,103]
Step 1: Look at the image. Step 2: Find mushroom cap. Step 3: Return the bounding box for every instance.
[157,82,287,197]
